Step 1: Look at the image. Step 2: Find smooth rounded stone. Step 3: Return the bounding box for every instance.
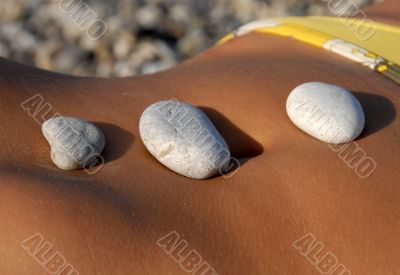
[286,82,365,144]
[42,117,105,170]
[139,100,231,179]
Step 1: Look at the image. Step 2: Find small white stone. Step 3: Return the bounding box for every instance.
[286,82,365,144]
[139,100,231,179]
[42,117,105,170]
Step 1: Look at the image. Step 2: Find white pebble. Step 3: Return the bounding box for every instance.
[139,100,231,179]
[42,117,105,170]
[286,82,365,144]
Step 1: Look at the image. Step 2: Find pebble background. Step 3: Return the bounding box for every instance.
[0,0,376,77]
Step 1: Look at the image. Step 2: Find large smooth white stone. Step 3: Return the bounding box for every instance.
[42,117,105,170]
[139,100,231,179]
[286,82,365,144]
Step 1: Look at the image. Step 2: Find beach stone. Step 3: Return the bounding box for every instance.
[42,117,105,170]
[139,100,231,179]
[286,82,365,144]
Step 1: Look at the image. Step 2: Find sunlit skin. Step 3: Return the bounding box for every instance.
[0,1,399,274]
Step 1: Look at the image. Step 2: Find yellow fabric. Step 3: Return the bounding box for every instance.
[256,23,332,48]
[279,17,400,65]
[218,17,400,65]
[217,34,235,45]
[217,16,400,85]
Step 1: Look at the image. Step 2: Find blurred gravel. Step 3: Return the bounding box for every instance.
[0,0,376,77]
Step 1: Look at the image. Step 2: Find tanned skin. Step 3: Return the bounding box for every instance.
[0,1,399,274]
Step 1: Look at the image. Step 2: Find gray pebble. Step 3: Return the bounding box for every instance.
[286,82,365,144]
[42,117,105,170]
[139,100,231,179]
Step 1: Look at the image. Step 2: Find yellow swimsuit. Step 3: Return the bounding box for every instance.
[218,17,400,85]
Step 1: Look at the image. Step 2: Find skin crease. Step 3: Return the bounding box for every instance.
[0,1,399,274]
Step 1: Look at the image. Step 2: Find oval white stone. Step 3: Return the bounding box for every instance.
[286,82,365,144]
[42,117,105,170]
[139,100,231,179]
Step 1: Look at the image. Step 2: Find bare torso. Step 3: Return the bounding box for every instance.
[0,1,399,274]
